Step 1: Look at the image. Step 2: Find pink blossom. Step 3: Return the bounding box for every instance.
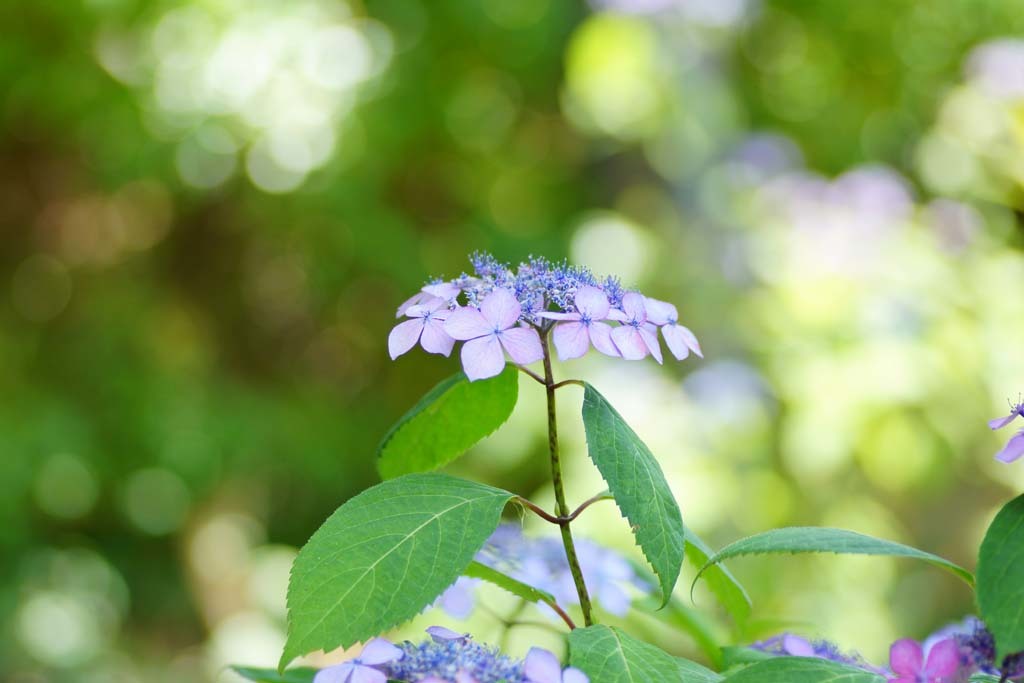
[389,296,455,359]
[608,292,662,363]
[887,638,959,683]
[644,297,703,360]
[444,288,543,381]
[538,285,619,360]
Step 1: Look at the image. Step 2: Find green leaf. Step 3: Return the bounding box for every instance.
[694,527,974,591]
[581,384,685,606]
[969,675,1002,683]
[232,667,316,683]
[977,493,1024,660]
[377,367,518,479]
[721,657,885,683]
[463,560,558,608]
[676,657,725,683]
[281,473,514,669]
[719,646,774,670]
[568,624,692,682]
[685,525,751,625]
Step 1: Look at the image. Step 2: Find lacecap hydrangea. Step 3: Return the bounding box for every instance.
[389,253,702,381]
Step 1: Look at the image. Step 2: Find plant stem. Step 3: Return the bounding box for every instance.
[540,329,595,627]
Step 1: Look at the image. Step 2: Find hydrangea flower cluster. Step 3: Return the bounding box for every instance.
[313,628,588,683]
[990,398,1024,463]
[749,617,1022,683]
[435,524,647,620]
[389,253,702,380]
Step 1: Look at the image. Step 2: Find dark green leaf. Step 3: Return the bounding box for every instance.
[281,473,514,668]
[377,367,518,479]
[685,525,751,625]
[977,493,1024,660]
[569,624,690,682]
[694,527,974,591]
[232,667,316,683]
[721,657,885,683]
[581,384,684,606]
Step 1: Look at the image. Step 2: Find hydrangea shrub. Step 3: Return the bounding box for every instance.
[234,254,1024,683]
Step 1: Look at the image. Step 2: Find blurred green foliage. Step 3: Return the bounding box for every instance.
[2,0,1023,681]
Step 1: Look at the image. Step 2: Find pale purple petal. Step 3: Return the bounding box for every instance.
[643,297,678,326]
[639,324,663,364]
[989,412,1020,430]
[996,430,1024,463]
[537,311,581,321]
[606,308,627,322]
[455,672,479,683]
[923,638,960,676]
[499,326,544,365]
[445,307,493,341]
[405,296,448,319]
[619,292,647,324]
[611,326,648,360]
[347,668,386,683]
[675,324,703,358]
[588,322,620,357]
[396,291,430,318]
[461,335,505,381]
[562,668,589,683]
[423,281,460,300]
[889,639,924,675]
[388,318,424,360]
[480,288,522,330]
[524,647,563,683]
[660,325,690,361]
[359,638,403,665]
[574,286,610,320]
[314,663,356,683]
[421,678,447,683]
[420,319,455,357]
[782,635,816,657]
[427,625,469,642]
[552,321,591,361]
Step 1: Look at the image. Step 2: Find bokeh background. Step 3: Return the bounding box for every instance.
[4,0,1024,680]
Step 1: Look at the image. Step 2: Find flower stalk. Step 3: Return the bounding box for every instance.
[540,328,595,627]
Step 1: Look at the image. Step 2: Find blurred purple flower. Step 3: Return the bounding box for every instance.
[444,288,543,381]
[750,633,884,674]
[434,577,480,620]
[990,398,1024,463]
[608,292,662,363]
[427,625,472,643]
[539,285,619,360]
[888,638,959,683]
[314,638,403,683]
[524,648,589,683]
[389,297,455,360]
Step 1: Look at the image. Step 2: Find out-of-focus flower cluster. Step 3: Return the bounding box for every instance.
[749,617,1021,683]
[436,524,648,621]
[314,627,588,683]
[389,253,701,380]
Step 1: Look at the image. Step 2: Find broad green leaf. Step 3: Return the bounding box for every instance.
[685,525,751,625]
[969,675,1001,683]
[377,367,518,479]
[232,667,316,683]
[281,473,514,668]
[720,646,773,670]
[977,493,1024,660]
[694,527,974,590]
[463,560,558,607]
[721,657,885,683]
[581,384,684,606]
[676,657,725,683]
[568,625,691,682]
